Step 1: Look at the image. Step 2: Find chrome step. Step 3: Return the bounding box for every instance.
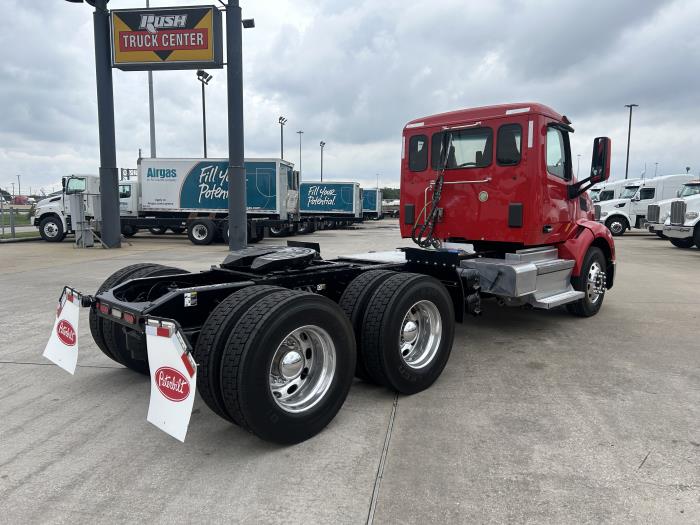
[529,289,584,309]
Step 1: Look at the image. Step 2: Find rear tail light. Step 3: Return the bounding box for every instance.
[98,303,110,315]
[123,312,136,324]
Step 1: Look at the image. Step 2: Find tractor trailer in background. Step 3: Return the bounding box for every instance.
[362,188,383,219]
[56,103,616,444]
[299,181,363,229]
[33,158,304,244]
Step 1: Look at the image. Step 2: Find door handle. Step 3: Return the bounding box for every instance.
[543,225,553,233]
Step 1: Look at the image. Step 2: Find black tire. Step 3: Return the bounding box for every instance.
[361,273,455,394]
[121,224,138,237]
[170,227,185,234]
[39,216,64,242]
[694,226,700,248]
[220,290,356,444]
[654,231,666,239]
[89,263,165,363]
[220,222,229,245]
[605,216,628,237]
[670,238,695,249]
[566,247,607,317]
[268,224,288,238]
[193,285,285,422]
[338,270,396,382]
[297,222,316,234]
[101,265,186,374]
[149,226,167,235]
[187,219,216,245]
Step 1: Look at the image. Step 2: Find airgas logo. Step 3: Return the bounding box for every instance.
[139,14,188,34]
[147,168,177,179]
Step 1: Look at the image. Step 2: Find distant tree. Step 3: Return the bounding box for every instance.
[381,187,400,199]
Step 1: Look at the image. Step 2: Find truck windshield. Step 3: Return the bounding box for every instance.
[620,186,639,199]
[679,184,700,198]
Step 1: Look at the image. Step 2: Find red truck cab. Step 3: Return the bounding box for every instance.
[400,102,614,283]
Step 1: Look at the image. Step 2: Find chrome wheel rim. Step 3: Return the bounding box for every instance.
[192,224,208,241]
[44,222,59,238]
[587,261,605,304]
[398,300,442,369]
[609,221,624,235]
[269,325,336,413]
[270,225,283,234]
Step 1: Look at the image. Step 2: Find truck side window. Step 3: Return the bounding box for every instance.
[119,185,131,199]
[65,177,86,194]
[408,135,428,172]
[497,124,522,166]
[431,128,493,170]
[599,190,613,201]
[546,127,569,179]
[639,188,655,200]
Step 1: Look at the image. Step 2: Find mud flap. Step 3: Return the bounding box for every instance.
[145,320,197,442]
[43,287,80,374]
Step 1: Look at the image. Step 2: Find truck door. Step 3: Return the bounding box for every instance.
[542,124,574,242]
[119,182,137,216]
[630,185,655,221]
[64,176,87,221]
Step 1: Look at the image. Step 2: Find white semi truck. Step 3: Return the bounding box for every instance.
[589,178,642,203]
[662,184,700,248]
[645,180,700,237]
[594,174,695,236]
[33,158,305,244]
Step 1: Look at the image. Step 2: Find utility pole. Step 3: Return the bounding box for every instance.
[654,162,658,177]
[11,182,15,198]
[226,1,255,250]
[319,141,326,181]
[17,174,21,197]
[624,103,639,180]
[197,70,213,158]
[147,0,156,157]
[297,130,304,179]
[278,116,287,159]
[576,154,581,177]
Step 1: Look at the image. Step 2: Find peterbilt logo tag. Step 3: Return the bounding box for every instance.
[56,319,76,346]
[139,14,188,34]
[155,367,190,402]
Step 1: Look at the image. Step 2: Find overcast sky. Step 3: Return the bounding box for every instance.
[1,0,699,195]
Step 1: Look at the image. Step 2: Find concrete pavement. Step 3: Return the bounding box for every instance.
[0,223,698,523]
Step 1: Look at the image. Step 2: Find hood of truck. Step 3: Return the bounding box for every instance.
[597,198,628,211]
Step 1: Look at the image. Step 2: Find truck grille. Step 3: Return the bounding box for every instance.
[647,204,660,223]
[670,200,687,225]
[594,205,601,220]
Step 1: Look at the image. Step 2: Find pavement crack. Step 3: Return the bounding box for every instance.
[637,450,652,470]
[366,392,398,525]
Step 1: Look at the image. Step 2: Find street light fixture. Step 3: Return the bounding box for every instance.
[624,103,639,180]
[297,130,304,179]
[197,69,213,158]
[279,116,287,159]
[319,141,326,181]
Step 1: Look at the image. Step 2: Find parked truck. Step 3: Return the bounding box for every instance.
[299,181,363,229]
[594,174,695,236]
[589,178,641,203]
[662,182,700,248]
[33,158,302,244]
[645,180,700,237]
[50,103,615,444]
[362,187,383,219]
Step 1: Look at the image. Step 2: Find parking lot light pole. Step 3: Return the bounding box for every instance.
[297,130,303,179]
[624,103,638,180]
[197,70,213,158]
[278,116,287,159]
[319,141,326,181]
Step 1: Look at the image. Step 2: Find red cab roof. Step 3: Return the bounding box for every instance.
[405,102,565,130]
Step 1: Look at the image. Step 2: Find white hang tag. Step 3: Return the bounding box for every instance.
[43,289,80,375]
[146,322,197,442]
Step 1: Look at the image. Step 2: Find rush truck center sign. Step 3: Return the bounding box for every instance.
[111,6,223,71]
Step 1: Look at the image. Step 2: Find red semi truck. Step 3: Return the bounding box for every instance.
[50,103,615,443]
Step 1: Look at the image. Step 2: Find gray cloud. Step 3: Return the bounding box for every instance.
[1,0,699,194]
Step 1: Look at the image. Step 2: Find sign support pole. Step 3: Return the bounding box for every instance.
[227,1,246,250]
[92,0,121,248]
